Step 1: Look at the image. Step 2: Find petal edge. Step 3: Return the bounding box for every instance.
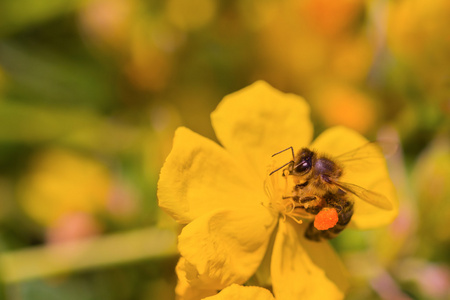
[158,127,263,224]
[211,81,313,179]
[179,207,277,290]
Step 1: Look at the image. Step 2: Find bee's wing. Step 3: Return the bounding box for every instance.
[333,181,393,210]
[331,141,398,173]
[334,141,398,163]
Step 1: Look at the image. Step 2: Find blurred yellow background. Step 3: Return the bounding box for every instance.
[0,0,448,299]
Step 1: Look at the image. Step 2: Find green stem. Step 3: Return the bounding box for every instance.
[0,227,177,283]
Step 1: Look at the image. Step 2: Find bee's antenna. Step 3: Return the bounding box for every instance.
[269,160,294,176]
[271,146,294,159]
[269,146,295,176]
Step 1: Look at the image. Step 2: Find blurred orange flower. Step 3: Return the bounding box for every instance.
[312,82,377,134]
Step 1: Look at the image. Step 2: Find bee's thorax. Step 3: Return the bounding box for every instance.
[313,157,342,179]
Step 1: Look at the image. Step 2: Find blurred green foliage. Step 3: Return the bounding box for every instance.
[0,0,448,299]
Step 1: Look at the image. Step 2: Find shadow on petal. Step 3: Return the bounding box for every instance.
[203,284,275,300]
[179,207,277,290]
[175,257,218,300]
[271,219,349,300]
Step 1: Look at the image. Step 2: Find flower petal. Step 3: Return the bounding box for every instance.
[175,257,218,300]
[310,126,399,229]
[158,127,265,224]
[211,81,313,179]
[202,284,275,300]
[178,206,277,290]
[271,219,349,300]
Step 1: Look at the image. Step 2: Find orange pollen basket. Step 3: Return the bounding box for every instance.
[314,208,339,230]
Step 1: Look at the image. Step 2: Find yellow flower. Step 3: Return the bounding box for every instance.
[203,284,275,300]
[158,81,398,299]
[18,148,112,227]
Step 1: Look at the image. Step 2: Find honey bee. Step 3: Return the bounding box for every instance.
[270,144,394,241]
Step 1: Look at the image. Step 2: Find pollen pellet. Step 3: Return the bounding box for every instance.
[314,208,339,230]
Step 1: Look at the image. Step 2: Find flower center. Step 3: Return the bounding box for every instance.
[264,162,314,224]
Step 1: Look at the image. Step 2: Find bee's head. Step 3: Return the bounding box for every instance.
[292,148,314,175]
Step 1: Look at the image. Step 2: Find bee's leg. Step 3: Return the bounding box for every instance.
[327,205,353,236]
[304,204,321,214]
[305,203,354,241]
[299,196,316,204]
[282,194,315,203]
[294,181,309,190]
[305,219,340,241]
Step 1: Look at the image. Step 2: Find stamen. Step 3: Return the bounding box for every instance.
[284,198,296,214]
[263,178,273,200]
[265,160,306,225]
[287,215,303,224]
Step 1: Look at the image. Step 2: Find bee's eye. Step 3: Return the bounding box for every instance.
[294,160,311,173]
